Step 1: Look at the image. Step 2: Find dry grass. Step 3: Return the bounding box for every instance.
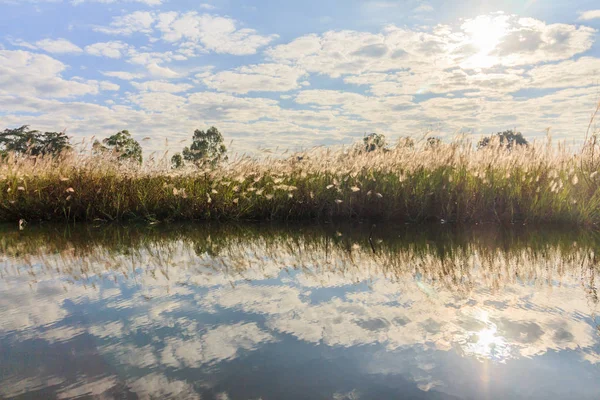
[2,132,600,225]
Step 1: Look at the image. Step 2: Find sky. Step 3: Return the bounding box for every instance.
[1,0,600,154]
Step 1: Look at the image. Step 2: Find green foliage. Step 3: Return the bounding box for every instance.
[426,137,441,148]
[94,130,143,163]
[171,152,184,169]
[363,133,387,152]
[0,125,71,156]
[182,127,227,166]
[478,129,529,149]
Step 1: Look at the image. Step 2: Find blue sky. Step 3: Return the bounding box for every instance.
[1,0,600,153]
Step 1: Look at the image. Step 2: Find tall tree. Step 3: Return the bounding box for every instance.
[94,130,143,163]
[478,129,529,149]
[0,125,71,156]
[362,133,387,152]
[182,127,227,166]
[171,152,184,169]
[426,137,441,148]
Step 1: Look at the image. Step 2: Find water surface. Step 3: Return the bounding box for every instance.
[1,223,600,399]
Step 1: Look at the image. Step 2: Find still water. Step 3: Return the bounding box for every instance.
[1,223,600,399]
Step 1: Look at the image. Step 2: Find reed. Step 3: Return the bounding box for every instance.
[2,133,600,225]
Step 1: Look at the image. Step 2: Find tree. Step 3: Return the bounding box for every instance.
[363,133,387,152]
[478,129,528,149]
[93,130,143,163]
[426,137,441,148]
[182,127,227,166]
[171,152,184,169]
[0,125,71,156]
[397,136,415,148]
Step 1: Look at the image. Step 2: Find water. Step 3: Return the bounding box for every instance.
[1,223,600,399]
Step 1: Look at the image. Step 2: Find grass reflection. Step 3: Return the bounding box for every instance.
[1,222,599,299]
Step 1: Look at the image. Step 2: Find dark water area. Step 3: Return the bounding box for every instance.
[1,222,600,399]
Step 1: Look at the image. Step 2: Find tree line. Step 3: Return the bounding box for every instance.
[361,129,528,153]
[0,125,228,168]
[1,125,528,165]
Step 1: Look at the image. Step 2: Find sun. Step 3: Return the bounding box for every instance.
[460,14,510,69]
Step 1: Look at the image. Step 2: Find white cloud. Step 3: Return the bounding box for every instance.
[93,11,155,35]
[94,11,277,56]
[268,15,595,77]
[578,10,600,20]
[0,50,99,98]
[199,3,215,10]
[126,49,175,65]
[128,91,187,112]
[527,57,600,89]
[99,81,120,91]
[160,322,275,368]
[102,71,144,80]
[1,11,599,152]
[57,376,117,399]
[35,38,82,54]
[155,12,278,55]
[200,63,307,94]
[8,38,38,50]
[72,0,163,5]
[132,80,194,93]
[147,62,179,78]
[414,3,433,13]
[128,373,200,400]
[85,41,130,59]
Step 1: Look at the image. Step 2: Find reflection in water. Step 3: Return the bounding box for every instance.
[1,223,600,399]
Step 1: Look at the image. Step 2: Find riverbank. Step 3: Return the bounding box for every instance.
[2,138,600,225]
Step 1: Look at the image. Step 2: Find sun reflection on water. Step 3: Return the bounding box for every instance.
[462,311,512,362]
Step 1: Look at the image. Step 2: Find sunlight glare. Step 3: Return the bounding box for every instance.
[461,14,510,69]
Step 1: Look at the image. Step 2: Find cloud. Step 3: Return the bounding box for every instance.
[160,322,276,368]
[94,11,277,56]
[155,12,278,55]
[132,80,194,93]
[85,41,130,59]
[414,3,433,13]
[93,11,155,35]
[527,57,600,89]
[146,62,179,78]
[127,373,200,400]
[72,0,163,5]
[35,38,83,54]
[267,15,595,77]
[102,71,144,80]
[57,377,117,399]
[0,50,99,98]
[200,63,307,94]
[1,0,163,4]
[578,10,600,20]
[1,10,600,152]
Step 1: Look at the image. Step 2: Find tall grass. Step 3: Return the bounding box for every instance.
[2,131,600,225]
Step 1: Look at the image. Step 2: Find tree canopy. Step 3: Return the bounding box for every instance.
[478,129,529,149]
[0,125,71,157]
[362,133,387,152]
[426,137,441,148]
[93,130,143,163]
[171,152,184,169]
[179,127,227,167]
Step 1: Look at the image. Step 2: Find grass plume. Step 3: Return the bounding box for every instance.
[3,133,600,225]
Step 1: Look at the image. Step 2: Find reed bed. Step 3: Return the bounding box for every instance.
[2,134,600,225]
